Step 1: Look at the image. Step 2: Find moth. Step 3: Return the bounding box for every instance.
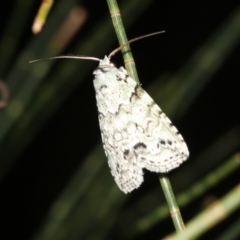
[30,31,189,193]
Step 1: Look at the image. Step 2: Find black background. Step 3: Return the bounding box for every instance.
[0,1,240,239]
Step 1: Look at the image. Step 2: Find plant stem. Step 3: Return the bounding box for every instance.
[160,174,186,233]
[106,0,139,83]
[106,0,186,235]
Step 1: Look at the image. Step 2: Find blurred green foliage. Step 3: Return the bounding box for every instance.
[0,1,240,240]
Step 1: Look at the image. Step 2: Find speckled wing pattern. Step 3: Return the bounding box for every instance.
[93,56,189,193]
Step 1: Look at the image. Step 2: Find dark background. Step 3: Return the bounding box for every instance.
[0,1,239,239]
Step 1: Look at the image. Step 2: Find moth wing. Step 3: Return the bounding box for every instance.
[128,85,189,173]
[99,113,144,193]
[94,64,189,193]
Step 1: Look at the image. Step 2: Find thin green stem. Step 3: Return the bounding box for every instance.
[159,174,186,233]
[106,0,186,235]
[106,0,139,83]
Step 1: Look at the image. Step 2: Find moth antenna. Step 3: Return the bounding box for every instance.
[29,55,100,63]
[108,30,165,59]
